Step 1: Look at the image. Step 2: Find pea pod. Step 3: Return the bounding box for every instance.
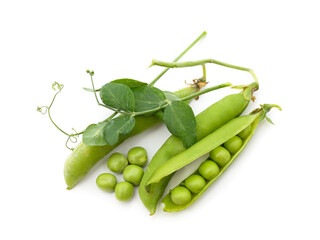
[64,86,199,189]
[151,104,281,212]
[139,82,259,215]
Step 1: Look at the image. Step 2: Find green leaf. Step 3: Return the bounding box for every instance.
[103,115,135,145]
[163,101,197,148]
[163,91,180,101]
[83,122,108,146]
[100,82,135,112]
[111,79,147,89]
[132,86,166,113]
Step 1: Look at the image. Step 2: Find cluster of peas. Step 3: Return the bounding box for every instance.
[96,147,148,201]
[170,125,251,205]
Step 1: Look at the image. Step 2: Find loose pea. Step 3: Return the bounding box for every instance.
[127,147,148,167]
[198,160,220,180]
[96,173,117,192]
[224,136,243,154]
[170,186,192,205]
[185,175,206,193]
[209,146,231,167]
[115,182,134,201]
[107,153,128,173]
[238,125,251,139]
[123,165,144,186]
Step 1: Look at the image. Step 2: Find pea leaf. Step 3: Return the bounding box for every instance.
[100,82,135,112]
[83,122,108,146]
[132,86,166,113]
[163,91,180,101]
[163,101,197,148]
[111,78,147,89]
[103,115,135,145]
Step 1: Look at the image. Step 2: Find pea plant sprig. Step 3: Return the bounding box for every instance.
[37,31,208,150]
[37,31,259,150]
[82,72,231,148]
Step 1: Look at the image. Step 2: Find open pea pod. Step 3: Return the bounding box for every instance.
[139,82,259,215]
[151,104,281,212]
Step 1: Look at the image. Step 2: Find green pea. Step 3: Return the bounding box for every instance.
[127,147,148,167]
[184,175,206,193]
[209,146,231,167]
[115,182,134,201]
[123,165,144,186]
[238,125,251,139]
[198,160,220,180]
[170,186,192,205]
[224,136,243,154]
[96,173,117,192]
[107,153,128,173]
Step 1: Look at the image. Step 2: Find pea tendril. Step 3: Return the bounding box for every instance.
[37,82,83,150]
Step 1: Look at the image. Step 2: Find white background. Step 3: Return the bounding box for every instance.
[1,1,319,239]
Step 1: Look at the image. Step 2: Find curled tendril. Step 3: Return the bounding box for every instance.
[38,82,84,150]
[37,106,48,114]
[52,81,64,91]
[65,129,81,150]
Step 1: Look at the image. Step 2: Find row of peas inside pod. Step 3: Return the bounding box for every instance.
[169,125,250,206]
[96,147,148,201]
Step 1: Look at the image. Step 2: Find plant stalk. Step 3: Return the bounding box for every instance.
[151,58,258,83]
[133,82,231,116]
[149,31,207,86]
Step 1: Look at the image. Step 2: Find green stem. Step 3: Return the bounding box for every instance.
[89,73,102,106]
[47,92,70,136]
[151,58,258,83]
[89,73,122,112]
[180,83,232,102]
[149,31,207,86]
[133,82,231,116]
[201,64,206,82]
[105,111,118,121]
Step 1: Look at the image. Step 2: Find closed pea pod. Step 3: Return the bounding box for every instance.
[139,82,259,215]
[148,104,281,212]
[64,86,199,189]
[63,31,209,190]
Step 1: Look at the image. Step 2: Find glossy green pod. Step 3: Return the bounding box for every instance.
[159,104,281,212]
[64,86,199,189]
[139,82,258,215]
[146,113,258,186]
